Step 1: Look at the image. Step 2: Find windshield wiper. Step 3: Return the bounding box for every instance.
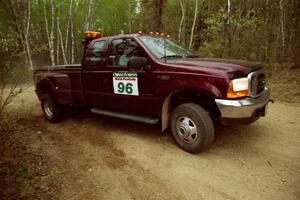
[186,54,199,58]
[160,55,183,59]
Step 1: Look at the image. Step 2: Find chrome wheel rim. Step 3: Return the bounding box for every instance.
[176,116,198,144]
[43,100,53,118]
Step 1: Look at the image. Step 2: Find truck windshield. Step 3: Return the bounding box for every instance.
[138,35,198,60]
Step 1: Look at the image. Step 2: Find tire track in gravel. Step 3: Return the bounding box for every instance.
[30,115,185,200]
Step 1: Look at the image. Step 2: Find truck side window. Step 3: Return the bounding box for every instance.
[89,41,106,67]
[108,38,144,66]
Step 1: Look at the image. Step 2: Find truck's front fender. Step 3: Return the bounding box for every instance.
[161,81,223,132]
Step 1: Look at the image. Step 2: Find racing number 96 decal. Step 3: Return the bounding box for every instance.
[113,72,139,96]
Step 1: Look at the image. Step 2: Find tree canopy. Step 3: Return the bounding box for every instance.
[0,0,299,70]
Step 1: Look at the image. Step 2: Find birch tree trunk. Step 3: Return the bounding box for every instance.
[49,0,56,66]
[56,7,60,64]
[65,0,73,63]
[70,18,75,64]
[43,0,55,66]
[127,0,132,33]
[227,0,231,56]
[24,0,33,70]
[178,0,186,43]
[57,8,67,64]
[84,0,93,31]
[43,0,50,53]
[56,18,60,64]
[189,0,198,50]
[227,0,231,22]
[90,1,96,30]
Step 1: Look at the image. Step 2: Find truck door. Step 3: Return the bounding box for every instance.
[96,37,158,117]
[82,39,110,107]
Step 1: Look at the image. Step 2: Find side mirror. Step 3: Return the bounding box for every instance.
[128,57,147,70]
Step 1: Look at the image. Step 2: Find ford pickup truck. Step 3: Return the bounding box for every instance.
[34,31,270,153]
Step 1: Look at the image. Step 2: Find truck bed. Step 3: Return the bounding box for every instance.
[34,64,82,72]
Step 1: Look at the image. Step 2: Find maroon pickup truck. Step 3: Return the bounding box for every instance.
[34,31,270,153]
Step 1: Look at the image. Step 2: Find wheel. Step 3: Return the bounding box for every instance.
[41,94,62,122]
[171,103,215,153]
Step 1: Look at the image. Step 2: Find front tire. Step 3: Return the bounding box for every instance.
[171,103,215,153]
[41,94,62,122]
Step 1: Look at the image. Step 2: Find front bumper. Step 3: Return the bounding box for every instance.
[215,88,270,124]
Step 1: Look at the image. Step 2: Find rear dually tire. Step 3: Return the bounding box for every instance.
[41,94,62,123]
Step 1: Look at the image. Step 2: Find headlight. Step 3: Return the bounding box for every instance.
[227,77,249,98]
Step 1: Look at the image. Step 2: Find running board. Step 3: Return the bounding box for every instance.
[90,108,160,125]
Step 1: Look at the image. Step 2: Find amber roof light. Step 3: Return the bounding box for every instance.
[83,31,101,39]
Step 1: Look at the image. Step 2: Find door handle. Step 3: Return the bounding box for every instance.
[157,75,170,80]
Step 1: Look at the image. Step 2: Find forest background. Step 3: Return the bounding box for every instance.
[1,0,299,69]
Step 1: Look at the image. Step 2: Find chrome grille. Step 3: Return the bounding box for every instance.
[247,69,266,98]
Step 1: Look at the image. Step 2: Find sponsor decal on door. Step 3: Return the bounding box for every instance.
[113,72,139,96]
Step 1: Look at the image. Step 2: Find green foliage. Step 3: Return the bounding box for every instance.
[0,0,299,67]
[0,59,31,117]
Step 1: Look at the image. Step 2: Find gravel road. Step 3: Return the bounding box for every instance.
[8,87,300,200]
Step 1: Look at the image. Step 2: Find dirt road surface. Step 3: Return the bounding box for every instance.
[6,87,300,200]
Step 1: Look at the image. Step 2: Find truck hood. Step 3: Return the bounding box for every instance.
[167,58,264,78]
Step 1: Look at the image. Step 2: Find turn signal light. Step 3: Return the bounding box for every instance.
[83,31,101,39]
[227,78,249,98]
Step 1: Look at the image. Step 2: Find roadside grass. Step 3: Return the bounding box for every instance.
[266,63,300,103]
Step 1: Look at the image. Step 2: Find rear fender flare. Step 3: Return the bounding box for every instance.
[36,74,72,105]
[36,78,55,99]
